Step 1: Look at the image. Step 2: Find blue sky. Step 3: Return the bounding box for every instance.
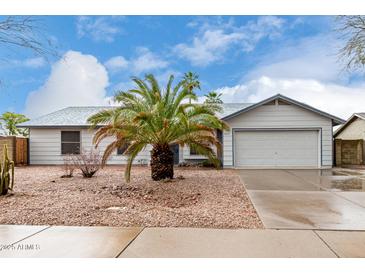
[0,15,364,119]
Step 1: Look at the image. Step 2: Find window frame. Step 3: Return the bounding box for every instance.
[61,130,81,155]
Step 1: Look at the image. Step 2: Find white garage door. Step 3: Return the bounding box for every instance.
[234,130,319,167]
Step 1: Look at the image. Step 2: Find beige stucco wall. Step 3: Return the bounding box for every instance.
[336,118,365,140]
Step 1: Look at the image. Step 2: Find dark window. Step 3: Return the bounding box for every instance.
[61,131,80,155]
[117,143,129,155]
[190,146,198,155]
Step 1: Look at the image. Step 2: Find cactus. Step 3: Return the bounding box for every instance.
[0,144,15,195]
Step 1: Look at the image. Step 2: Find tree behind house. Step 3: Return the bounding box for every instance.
[336,16,365,71]
[182,72,201,104]
[204,91,223,105]
[0,112,29,136]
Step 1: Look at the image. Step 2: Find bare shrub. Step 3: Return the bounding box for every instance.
[71,149,102,178]
[61,155,75,178]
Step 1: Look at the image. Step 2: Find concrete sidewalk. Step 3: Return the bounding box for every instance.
[1,225,365,258]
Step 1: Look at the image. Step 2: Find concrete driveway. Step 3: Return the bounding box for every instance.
[238,169,365,230]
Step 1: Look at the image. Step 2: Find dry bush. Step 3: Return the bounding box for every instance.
[71,149,102,178]
[61,155,75,178]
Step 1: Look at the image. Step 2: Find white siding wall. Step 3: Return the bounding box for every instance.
[336,118,365,140]
[29,103,334,167]
[29,128,151,165]
[223,104,333,168]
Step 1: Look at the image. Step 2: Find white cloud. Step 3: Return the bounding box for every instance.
[76,16,124,42]
[105,47,169,75]
[209,31,365,120]
[25,51,110,118]
[131,47,169,74]
[104,56,129,71]
[231,16,287,52]
[154,69,182,84]
[174,30,243,67]
[214,76,365,120]
[244,34,343,83]
[111,69,181,95]
[173,16,285,67]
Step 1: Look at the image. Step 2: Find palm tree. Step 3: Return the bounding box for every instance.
[204,91,223,105]
[88,74,228,182]
[182,71,200,104]
[0,112,29,136]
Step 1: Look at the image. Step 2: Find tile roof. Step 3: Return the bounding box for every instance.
[18,104,252,127]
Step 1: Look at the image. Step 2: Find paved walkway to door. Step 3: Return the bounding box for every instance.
[237,169,365,230]
[1,225,365,258]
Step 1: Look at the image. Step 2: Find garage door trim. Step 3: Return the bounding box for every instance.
[232,127,322,168]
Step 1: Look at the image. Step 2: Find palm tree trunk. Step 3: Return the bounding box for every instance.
[189,87,192,104]
[150,144,174,181]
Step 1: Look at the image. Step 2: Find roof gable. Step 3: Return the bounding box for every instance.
[221,94,345,126]
[334,113,365,137]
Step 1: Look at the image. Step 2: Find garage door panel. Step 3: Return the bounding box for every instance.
[234,130,319,167]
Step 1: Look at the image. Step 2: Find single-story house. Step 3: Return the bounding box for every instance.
[19,94,345,168]
[334,113,365,166]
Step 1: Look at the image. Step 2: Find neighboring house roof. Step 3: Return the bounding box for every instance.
[355,113,365,120]
[18,94,345,128]
[334,113,365,137]
[18,104,252,128]
[221,94,346,126]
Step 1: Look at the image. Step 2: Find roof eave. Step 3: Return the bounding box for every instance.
[16,125,99,129]
[222,93,346,125]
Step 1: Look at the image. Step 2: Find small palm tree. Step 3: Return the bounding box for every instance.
[182,71,200,104]
[88,74,228,182]
[204,91,223,105]
[0,112,29,136]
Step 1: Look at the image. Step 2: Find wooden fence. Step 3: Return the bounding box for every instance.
[0,136,28,165]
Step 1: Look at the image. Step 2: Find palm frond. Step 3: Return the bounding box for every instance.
[88,72,229,182]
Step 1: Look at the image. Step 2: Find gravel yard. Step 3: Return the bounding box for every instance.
[0,166,263,229]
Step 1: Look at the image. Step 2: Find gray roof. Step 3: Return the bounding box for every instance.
[18,106,115,127]
[218,103,252,118]
[18,104,252,128]
[18,94,345,128]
